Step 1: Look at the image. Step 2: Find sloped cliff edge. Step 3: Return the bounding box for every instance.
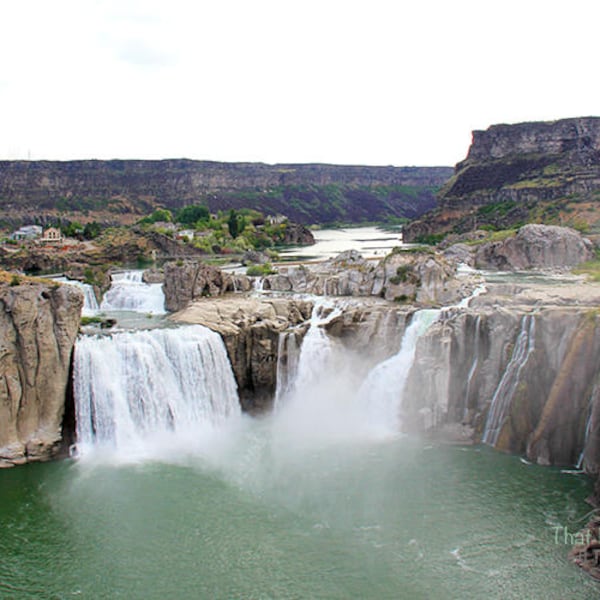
[404,116,600,240]
[0,280,82,467]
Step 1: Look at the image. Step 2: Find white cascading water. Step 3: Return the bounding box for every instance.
[74,325,240,455]
[576,389,596,470]
[463,315,482,421]
[358,309,440,433]
[281,299,343,401]
[100,270,166,314]
[482,313,536,446]
[51,276,100,316]
[274,329,301,409]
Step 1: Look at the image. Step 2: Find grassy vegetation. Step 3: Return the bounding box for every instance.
[412,233,446,245]
[246,263,276,277]
[573,250,600,281]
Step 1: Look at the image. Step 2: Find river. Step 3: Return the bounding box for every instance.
[1,265,598,599]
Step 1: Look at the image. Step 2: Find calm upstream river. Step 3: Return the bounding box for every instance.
[0,421,596,599]
[279,226,403,262]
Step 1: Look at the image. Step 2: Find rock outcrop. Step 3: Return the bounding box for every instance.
[0,280,82,466]
[280,222,315,246]
[404,117,600,241]
[171,297,313,411]
[261,249,477,306]
[162,260,251,312]
[474,224,594,270]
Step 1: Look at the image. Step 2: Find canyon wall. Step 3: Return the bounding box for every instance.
[402,304,600,476]
[0,160,451,225]
[0,280,82,466]
[404,117,600,241]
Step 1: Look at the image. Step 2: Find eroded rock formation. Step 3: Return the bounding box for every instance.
[0,280,82,467]
[163,260,251,312]
[261,249,476,306]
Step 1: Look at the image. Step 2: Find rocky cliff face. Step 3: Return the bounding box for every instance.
[0,280,82,466]
[404,117,600,241]
[162,260,251,312]
[0,160,451,226]
[400,293,600,480]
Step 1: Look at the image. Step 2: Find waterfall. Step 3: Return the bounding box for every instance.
[100,270,166,313]
[253,277,265,293]
[274,329,301,409]
[482,314,536,447]
[74,325,240,454]
[576,389,596,470]
[51,276,99,316]
[280,300,342,403]
[358,309,440,432]
[463,315,481,421]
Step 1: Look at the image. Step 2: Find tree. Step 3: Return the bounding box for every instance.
[176,204,209,225]
[228,209,239,238]
[83,221,101,240]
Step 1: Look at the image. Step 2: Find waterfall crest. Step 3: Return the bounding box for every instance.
[74,325,239,454]
[100,271,166,313]
[482,314,536,446]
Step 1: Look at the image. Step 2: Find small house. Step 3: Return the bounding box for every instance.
[41,227,63,244]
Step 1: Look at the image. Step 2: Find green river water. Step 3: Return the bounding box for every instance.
[0,416,597,599]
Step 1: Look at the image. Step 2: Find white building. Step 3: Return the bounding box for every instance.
[11,225,42,240]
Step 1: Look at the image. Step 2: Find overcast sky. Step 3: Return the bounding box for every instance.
[1,1,598,166]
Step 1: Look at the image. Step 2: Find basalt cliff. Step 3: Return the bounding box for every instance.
[0,279,82,467]
[404,117,600,241]
[0,160,451,226]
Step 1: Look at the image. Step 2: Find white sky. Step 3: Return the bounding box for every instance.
[1,0,598,166]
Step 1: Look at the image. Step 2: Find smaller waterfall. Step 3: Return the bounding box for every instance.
[74,325,239,454]
[274,329,301,409]
[51,276,99,316]
[576,390,596,470]
[359,309,440,432]
[463,315,482,421]
[482,314,536,447]
[100,271,166,314]
[275,299,343,408]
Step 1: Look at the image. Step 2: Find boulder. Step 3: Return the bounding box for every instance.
[475,224,594,270]
[162,261,251,312]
